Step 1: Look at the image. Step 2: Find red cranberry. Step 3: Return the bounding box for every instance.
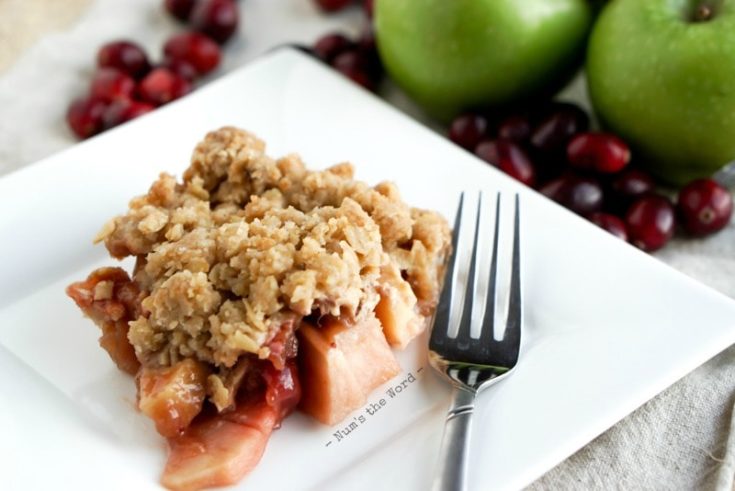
[161,58,198,82]
[625,195,675,252]
[475,139,536,187]
[90,68,136,102]
[676,179,733,236]
[164,32,221,76]
[611,169,655,201]
[137,68,192,106]
[66,97,108,139]
[589,212,628,242]
[364,0,374,17]
[102,99,155,129]
[567,132,631,174]
[608,168,655,213]
[531,102,589,154]
[539,176,568,203]
[564,176,604,215]
[332,51,377,91]
[164,0,197,21]
[449,113,488,151]
[540,174,603,215]
[189,0,239,44]
[497,114,532,142]
[97,41,150,79]
[313,33,354,63]
[315,0,352,12]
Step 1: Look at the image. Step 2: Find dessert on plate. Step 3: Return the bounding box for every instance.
[67,127,450,490]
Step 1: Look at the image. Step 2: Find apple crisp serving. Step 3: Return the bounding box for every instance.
[67,127,450,490]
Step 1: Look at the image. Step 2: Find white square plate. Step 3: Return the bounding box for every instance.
[1,48,734,491]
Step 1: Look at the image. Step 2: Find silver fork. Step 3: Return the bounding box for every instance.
[429,192,522,491]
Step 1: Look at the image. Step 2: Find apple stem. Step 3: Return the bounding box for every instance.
[693,3,714,21]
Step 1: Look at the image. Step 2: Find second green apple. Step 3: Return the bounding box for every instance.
[375,0,593,120]
[587,0,735,185]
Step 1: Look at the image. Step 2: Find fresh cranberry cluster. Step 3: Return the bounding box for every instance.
[312,31,382,92]
[448,104,733,252]
[310,0,381,91]
[66,0,239,139]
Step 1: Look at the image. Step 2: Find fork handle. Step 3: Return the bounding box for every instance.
[432,387,476,491]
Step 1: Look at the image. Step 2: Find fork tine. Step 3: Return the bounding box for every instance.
[478,193,502,348]
[430,193,464,348]
[455,193,483,344]
[503,194,522,348]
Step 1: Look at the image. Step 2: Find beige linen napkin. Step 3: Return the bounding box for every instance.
[0,0,92,74]
[718,398,735,490]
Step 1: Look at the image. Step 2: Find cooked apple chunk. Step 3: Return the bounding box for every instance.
[162,361,300,491]
[298,314,400,425]
[375,264,425,349]
[137,359,211,438]
[162,399,278,491]
[66,267,142,375]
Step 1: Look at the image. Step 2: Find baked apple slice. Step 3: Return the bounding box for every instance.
[161,361,300,491]
[162,399,278,491]
[137,359,211,438]
[66,267,142,375]
[375,264,425,349]
[298,313,400,425]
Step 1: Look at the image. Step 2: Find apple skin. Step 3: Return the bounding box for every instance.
[375,0,592,121]
[587,0,735,185]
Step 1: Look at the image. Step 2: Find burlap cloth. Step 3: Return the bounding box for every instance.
[0,1,733,489]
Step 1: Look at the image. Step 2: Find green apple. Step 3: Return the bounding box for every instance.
[587,0,735,185]
[375,0,593,120]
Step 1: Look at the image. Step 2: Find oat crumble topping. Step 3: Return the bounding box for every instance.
[94,127,450,388]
